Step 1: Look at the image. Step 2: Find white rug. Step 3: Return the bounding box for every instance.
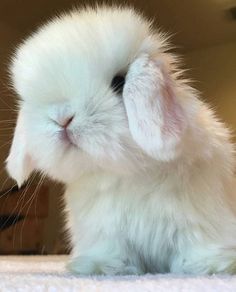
[1,256,236,291]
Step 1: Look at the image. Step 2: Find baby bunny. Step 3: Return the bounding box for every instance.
[6,6,236,275]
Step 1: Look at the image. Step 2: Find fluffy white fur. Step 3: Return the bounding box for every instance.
[6,6,236,275]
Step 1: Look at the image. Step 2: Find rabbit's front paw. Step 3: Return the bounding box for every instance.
[67,256,141,275]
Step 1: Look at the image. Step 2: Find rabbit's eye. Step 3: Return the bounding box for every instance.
[111,75,125,94]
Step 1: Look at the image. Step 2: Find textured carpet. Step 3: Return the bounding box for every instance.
[1,256,236,291]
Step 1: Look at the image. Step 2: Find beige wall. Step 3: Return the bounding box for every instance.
[184,41,236,141]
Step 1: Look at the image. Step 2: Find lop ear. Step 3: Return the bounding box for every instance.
[6,110,34,187]
[123,54,187,161]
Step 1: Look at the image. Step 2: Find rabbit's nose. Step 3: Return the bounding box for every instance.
[56,115,74,128]
[61,115,74,128]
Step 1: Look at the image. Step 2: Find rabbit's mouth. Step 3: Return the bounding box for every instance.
[59,128,78,148]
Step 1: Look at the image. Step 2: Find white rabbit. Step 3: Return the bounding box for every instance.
[6,6,236,275]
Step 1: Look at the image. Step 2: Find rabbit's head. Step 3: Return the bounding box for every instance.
[6,7,192,186]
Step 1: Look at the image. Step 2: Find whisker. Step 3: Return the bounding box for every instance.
[0,167,8,178]
[0,109,18,113]
[0,184,17,199]
[19,175,46,248]
[0,177,11,192]
[0,96,14,110]
[1,174,35,233]
[0,182,16,248]
[20,175,45,213]
[0,120,16,123]
[0,141,11,150]
[0,136,12,140]
[0,128,15,130]
[34,173,46,225]
[0,183,18,249]
[11,175,36,249]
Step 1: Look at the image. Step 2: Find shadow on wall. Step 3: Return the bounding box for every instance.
[185,41,236,143]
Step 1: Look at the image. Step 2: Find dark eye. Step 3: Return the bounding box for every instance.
[111,74,125,94]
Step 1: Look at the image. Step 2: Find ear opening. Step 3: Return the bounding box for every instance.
[6,110,34,187]
[123,54,187,161]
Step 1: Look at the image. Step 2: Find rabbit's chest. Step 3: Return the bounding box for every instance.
[67,174,188,272]
[118,188,184,272]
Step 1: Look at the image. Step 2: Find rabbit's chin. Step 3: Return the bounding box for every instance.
[33,145,147,185]
[46,160,148,185]
[31,148,92,184]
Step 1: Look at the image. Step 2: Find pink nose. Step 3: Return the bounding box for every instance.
[58,115,74,128]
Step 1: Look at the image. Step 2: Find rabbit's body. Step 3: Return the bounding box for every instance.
[65,155,236,275]
[6,7,236,275]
